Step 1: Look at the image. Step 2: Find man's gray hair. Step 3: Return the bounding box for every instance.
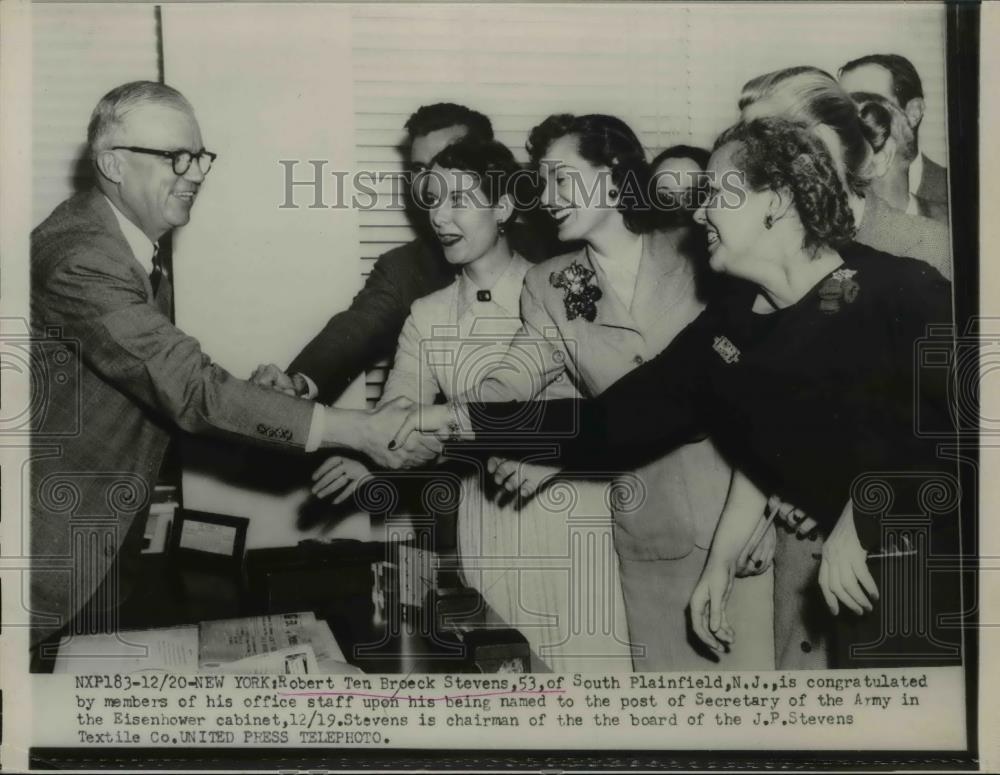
[87,81,193,158]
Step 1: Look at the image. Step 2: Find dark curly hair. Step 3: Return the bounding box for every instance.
[403,103,493,156]
[650,144,711,173]
[526,113,657,234]
[853,94,894,155]
[840,53,923,108]
[428,137,528,215]
[715,118,857,253]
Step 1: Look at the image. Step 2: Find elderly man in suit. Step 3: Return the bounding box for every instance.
[30,81,428,657]
[839,53,949,209]
[250,103,552,403]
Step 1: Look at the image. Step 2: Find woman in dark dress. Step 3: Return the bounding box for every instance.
[394,117,959,668]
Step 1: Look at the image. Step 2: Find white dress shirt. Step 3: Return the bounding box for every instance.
[908,151,923,197]
[105,195,157,274]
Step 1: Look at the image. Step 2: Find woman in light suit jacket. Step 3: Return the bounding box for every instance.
[472,114,774,671]
[313,137,633,672]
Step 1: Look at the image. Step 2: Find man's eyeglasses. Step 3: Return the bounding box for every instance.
[112,146,218,176]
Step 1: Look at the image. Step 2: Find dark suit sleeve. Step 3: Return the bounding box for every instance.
[288,241,445,404]
[44,242,315,450]
[467,311,710,470]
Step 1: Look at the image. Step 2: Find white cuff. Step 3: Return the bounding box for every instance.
[305,403,325,452]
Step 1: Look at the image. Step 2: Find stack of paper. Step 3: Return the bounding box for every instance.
[51,613,359,675]
[53,626,199,673]
[198,612,359,674]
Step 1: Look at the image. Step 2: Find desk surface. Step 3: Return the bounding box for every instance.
[39,544,544,674]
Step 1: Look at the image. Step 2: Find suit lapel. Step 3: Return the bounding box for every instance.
[630,227,695,331]
[590,252,640,334]
[85,190,157,301]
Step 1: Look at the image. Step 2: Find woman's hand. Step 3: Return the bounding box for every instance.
[690,560,736,653]
[818,501,879,615]
[735,520,775,577]
[389,403,457,450]
[488,457,560,500]
[769,494,819,537]
[311,455,372,504]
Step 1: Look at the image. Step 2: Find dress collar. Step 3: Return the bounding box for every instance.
[456,252,531,318]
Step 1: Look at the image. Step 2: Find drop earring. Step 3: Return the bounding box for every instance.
[764,214,774,229]
[497,221,506,236]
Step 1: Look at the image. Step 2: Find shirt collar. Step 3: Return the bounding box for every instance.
[456,253,531,318]
[908,151,924,196]
[104,194,158,274]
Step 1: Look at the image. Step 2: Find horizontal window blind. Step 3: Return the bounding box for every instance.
[351,3,948,406]
[351,3,692,404]
[685,3,949,162]
[32,3,160,227]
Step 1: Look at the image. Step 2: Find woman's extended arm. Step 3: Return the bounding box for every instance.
[392,310,710,470]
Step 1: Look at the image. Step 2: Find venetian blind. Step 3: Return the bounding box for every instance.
[351,2,692,403]
[350,2,949,405]
[685,3,949,161]
[32,3,160,227]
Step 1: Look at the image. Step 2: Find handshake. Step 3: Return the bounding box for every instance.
[250,364,556,505]
[250,363,464,470]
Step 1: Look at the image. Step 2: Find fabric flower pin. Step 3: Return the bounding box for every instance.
[550,261,603,322]
[818,267,861,315]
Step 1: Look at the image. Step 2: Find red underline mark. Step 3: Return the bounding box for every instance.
[278,689,566,701]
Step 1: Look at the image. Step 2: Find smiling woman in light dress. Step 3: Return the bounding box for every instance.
[312,137,632,672]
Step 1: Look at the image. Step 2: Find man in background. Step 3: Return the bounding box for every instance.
[839,53,949,210]
[852,90,948,223]
[252,103,552,403]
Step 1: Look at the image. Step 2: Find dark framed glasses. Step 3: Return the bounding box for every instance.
[111,146,218,176]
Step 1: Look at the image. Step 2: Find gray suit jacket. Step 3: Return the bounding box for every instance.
[855,192,951,280]
[916,153,948,206]
[475,228,731,560]
[30,190,315,646]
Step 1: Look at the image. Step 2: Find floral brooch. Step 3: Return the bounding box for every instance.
[550,261,603,322]
[818,267,861,315]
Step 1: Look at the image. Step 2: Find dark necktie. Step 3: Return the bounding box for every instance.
[150,246,174,321]
[150,245,164,295]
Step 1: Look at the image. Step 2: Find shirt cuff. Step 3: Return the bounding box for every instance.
[305,403,325,452]
[297,373,319,400]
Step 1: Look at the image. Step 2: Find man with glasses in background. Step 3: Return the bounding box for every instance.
[29,81,429,662]
[838,53,949,213]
